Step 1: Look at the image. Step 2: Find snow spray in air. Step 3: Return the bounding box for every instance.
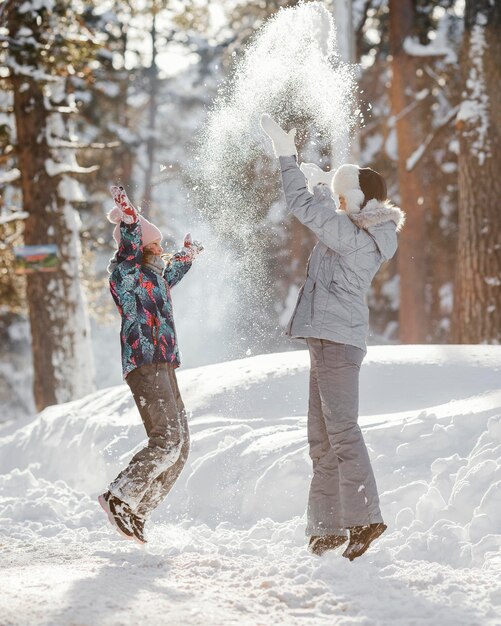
[192,2,357,354]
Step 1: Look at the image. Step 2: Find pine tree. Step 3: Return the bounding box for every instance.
[4,0,98,409]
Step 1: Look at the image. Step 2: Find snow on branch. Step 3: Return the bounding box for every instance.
[44,106,79,114]
[404,37,456,62]
[0,168,20,184]
[403,12,457,64]
[0,211,28,225]
[6,58,57,82]
[45,159,99,177]
[58,175,85,202]
[18,0,55,14]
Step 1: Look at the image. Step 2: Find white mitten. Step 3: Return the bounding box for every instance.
[299,162,335,194]
[260,114,297,158]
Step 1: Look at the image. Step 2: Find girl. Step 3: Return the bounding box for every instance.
[261,115,405,560]
[98,186,203,544]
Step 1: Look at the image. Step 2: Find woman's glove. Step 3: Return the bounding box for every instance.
[183,233,204,258]
[299,162,335,194]
[260,114,297,158]
[107,185,139,224]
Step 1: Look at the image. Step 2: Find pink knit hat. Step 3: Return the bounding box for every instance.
[107,207,163,248]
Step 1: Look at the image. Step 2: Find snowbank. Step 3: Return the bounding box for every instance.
[1,346,500,625]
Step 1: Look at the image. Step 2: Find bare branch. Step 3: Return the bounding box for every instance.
[406,105,459,172]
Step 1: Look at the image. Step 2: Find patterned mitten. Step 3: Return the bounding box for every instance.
[183,233,204,259]
[107,186,139,224]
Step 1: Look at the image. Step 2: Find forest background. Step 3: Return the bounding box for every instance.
[1,0,500,418]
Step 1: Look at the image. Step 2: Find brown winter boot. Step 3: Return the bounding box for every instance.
[342,523,387,561]
[309,534,348,556]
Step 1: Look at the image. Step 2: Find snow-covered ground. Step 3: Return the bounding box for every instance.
[1,345,501,625]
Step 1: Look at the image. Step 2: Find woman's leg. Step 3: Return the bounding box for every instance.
[108,363,184,510]
[305,338,347,537]
[313,340,383,527]
[134,367,190,518]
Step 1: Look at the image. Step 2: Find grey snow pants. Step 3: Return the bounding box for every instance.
[306,338,383,536]
[109,363,190,517]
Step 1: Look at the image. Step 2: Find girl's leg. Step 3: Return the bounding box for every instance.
[134,368,190,518]
[305,338,346,537]
[313,340,383,527]
[108,364,184,510]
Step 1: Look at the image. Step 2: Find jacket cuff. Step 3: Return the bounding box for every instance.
[278,155,298,168]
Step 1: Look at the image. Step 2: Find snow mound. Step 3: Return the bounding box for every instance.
[1,346,501,625]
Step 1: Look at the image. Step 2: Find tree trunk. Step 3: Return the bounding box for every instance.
[142,2,160,211]
[452,0,501,342]
[427,156,452,342]
[9,14,95,411]
[388,0,429,343]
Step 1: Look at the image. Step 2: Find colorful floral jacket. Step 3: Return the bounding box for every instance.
[109,219,193,379]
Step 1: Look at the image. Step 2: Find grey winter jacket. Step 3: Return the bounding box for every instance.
[279,156,405,352]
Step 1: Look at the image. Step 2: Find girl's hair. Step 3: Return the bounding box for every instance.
[142,243,171,265]
[142,244,157,265]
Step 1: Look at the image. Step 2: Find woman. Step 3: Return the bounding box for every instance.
[98,185,203,545]
[261,115,405,560]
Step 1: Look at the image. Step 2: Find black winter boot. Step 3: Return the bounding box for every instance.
[342,523,387,561]
[98,491,135,540]
[309,534,348,556]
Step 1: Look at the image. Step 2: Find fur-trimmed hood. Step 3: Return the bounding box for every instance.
[346,199,405,261]
[348,199,406,233]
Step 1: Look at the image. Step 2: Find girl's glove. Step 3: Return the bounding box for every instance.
[183,233,204,258]
[260,114,297,158]
[299,162,335,194]
[107,185,139,224]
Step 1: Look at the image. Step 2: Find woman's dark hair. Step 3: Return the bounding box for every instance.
[358,167,387,208]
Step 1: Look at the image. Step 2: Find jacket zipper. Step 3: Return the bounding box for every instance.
[153,318,159,355]
[310,283,316,323]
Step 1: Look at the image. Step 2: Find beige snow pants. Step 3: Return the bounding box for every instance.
[109,363,190,516]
